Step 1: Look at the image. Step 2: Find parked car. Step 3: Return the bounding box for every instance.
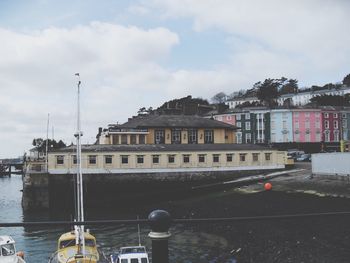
[287,150,305,161]
[296,153,311,162]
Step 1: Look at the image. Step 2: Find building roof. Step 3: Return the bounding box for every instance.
[117,115,237,130]
[51,143,277,153]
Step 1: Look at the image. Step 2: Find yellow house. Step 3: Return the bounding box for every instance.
[97,115,238,145]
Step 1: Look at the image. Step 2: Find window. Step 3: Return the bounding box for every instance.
[112,134,119,144]
[56,155,64,165]
[155,129,165,144]
[121,259,127,263]
[104,155,112,164]
[226,154,233,162]
[139,134,145,144]
[168,155,175,163]
[246,122,251,130]
[89,155,97,165]
[324,113,329,118]
[236,122,241,128]
[152,155,159,164]
[188,129,197,144]
[283,120,287,129]
[295,132,300,142]
[227,116,232,120]
[198,154,206,163]
[121,134,128,144]
[252,153,259,162]
[334,121,338,129]
[1,244,15,256]
[137,155,144,164]
[183,154,190,163]
[334,113,338,118]
[334,130,339,142]
[246,133,251,143]
[294,112,299,117]
[295,121,299,129]
[236,114,241,120]
[131,259,138,263]
[271,121,275,130]
[141,258,148,263]
[236,132,242,144]
[343,119,347,128]
[121,155,128,164]
[342,113,347,118]
[325,120,329,129]
[130,135,136,144]
[305,121,310,129]
[213,154,220,163]
[265,153,271,161]
[305,133,310,142]
[315,119,320,128]
[316,133,321,142]
[245,113,250,119]
[239,153,246,162]
[305,112,310,117]
[271,133,276,142]
[171,129,181,144]
[325,131,330,142]
[72,155,77,165]
[204,130,214,144]
[315,112,320,117]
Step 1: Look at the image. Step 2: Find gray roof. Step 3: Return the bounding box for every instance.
[51,143,276,153]
[118,115,237,130]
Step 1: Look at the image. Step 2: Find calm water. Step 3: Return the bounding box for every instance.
[0,175,236,263]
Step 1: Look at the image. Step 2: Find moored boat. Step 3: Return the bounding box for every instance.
[110,246,149,263]
[0,235,26,263]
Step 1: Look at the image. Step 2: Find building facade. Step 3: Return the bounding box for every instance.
[97,115,237,145]
[211,113,236,126]
[292,109,322,143]
[322,108,340,142]
[270,110,293,143]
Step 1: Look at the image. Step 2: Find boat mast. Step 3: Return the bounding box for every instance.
[75,73,85,254]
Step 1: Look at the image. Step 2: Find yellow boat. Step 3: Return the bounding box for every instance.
[55,230,99,263]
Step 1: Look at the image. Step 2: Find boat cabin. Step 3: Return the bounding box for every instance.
[112,246,149,263]
[0,235,25,262]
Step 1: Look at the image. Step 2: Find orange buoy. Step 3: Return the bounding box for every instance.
[264,182,272,191]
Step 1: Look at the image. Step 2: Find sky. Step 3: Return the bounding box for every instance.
[0,0,350,158]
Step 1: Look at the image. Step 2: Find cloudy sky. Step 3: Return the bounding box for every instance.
[0,0,349,158]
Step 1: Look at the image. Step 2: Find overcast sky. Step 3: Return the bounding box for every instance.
[0,0,349,158]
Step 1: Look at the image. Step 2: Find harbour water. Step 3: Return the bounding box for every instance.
[0,175,236,262]
[3,174,350,262]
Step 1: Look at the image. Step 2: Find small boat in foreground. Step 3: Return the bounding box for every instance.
[110,246,149,263]
[0,235,25,263]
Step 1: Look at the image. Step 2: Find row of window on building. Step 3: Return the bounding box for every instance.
[55,152,272,166]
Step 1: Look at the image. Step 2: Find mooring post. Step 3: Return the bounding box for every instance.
[148,210,171,263]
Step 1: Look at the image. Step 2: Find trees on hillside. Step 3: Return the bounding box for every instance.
[32,138,66,152]
[310,94,350,106]
[343,74,350,86]
[255,79,280,107]
[211,92,227,104]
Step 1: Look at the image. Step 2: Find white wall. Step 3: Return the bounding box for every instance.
[312,152,350,176]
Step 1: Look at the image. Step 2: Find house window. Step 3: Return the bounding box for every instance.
[89,155,97,165]
[305,133,310,142]
[112,135,119,144]
[252,153,259,162]
[121,134,128,144]
[324,113,329,118]
[155,129,165,144]
[325,131,330,142]
[168,155,175,163]
[294,112,299,117]
[72,155,77,165]
[334,113,338,118]
[104,155,112,164]
[204,130,214,144]
[236,132,242,144]
[171,129,181,144]
[130,135,136,144]
[265,153,271,161]
[342,119,347,128]
[295,132,300,142]
[295,121,299,129]
[213,154,220,163]
[283,120,287,129]
[239,153,246,162]
[183,154,190,163]
[271,121,275,130]
[316,133,321,141]
[236,114,241,120]
[271,133,276,142]
[226,154,233,162]
[315,112,320,117]
[334,121,338,129]
[305,121,310,129]
[245,113,250,119]
[152,155,160,164]
[56,155,64,165]
[139,134,145,144]
[137,155,144,164]
[236,122,241,128]
[246,122,251,130]
[188,129,197,144]
[334,130,339,142]
[315,120,320,128]
[121,155,128,164]
[342,113,347,118]
[325,120,329,129]
[305,112,310,117]
[246,133,251,143]
[198,154,206,163]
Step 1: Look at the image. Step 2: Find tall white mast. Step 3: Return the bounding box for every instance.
[75,73,85,254]
[46,113,50,171]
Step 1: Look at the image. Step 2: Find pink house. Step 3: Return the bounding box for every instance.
[292,109,322,142]
[212,113,236,126]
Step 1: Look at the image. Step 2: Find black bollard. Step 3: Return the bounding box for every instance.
[148,210,171,263]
